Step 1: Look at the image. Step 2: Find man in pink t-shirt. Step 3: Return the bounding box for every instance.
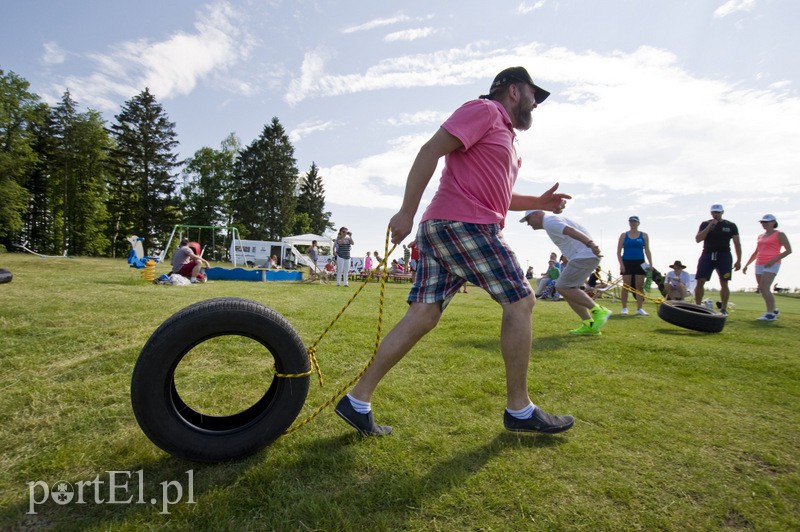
[336,67,574,436]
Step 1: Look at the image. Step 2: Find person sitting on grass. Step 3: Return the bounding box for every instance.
[171,239,209,284]
[664,260,690,300]
[521,210,612,336]
[534,259,560,299]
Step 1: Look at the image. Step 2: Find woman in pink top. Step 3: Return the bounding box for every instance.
[742,214,792,321]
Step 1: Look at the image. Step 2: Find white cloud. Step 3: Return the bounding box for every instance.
[384,27,436,42]
[714,0,757,18]
[289,120,338,143]
[285,44,504,105]
[41,41,66,65]
[320,133,436,209]
[518,1,547,15]
[385,110,450,127]
[47,2,253,109]
[341,14,411,34]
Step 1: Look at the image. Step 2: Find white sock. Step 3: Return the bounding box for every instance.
[347,394,371,414]
[506,402,536,420]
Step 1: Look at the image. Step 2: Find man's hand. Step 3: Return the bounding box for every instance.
[538,183,571,214]
[389,211,414,245]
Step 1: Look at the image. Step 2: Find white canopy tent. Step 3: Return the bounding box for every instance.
[282,233,334,253]
[282,233,335,270]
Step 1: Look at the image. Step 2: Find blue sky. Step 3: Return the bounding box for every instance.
[2,0,799,291]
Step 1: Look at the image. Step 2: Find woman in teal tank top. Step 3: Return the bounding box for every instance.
[616,216,654,315]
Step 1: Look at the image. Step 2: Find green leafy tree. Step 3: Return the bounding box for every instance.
[294,161,333,235]
[231,117,298,240]
[181,133,240,227]
[180,133,240,260]
[108,88,181,256]
[0,69,45,245]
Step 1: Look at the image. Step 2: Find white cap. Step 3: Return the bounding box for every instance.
[519,209,544,222]
[710,203,724,213]
[759,214,778,227]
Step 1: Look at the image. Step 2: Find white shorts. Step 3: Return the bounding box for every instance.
[755,263,780,275]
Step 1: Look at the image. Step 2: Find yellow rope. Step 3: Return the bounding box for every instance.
[594,270,664,305]
[282,226,397,434]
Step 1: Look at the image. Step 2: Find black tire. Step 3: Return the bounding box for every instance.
[131,297,309,462]
[0,268,12,284]
[657,300,726,333]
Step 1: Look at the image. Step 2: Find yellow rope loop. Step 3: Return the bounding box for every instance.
[283,225,397,435]
[607,272,664,305]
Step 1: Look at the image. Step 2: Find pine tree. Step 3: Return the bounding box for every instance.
[27,91,111,255]
[294,162,334,235]
[108,88,181,256]
[231,117,298,240]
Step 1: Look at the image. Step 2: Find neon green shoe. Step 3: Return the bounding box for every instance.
[569,323,601,336]
[590,306,613,330]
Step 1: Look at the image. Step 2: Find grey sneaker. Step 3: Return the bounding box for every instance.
[335,396,392,436]
[756,313,777,321]
[504,408,574,434]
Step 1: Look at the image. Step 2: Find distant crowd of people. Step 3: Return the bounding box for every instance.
[526,204,791,324]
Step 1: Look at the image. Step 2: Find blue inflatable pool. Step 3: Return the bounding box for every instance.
[205,267,303,282]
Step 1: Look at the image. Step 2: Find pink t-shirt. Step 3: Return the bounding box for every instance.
[756,231,783,264]
[421,99,520,227]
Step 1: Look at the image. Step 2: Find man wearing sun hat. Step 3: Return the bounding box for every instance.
[664,260,690,300]
[694,203,742,314]
[335,66,576,437]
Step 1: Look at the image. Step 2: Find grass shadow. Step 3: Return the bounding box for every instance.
[249,431,569,529]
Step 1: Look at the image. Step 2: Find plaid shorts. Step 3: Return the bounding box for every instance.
[408,220,532,307]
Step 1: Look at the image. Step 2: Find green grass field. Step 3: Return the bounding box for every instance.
[1,253,798,530]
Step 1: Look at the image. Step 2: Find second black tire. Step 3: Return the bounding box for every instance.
[131,297,310,462]
[657,300,726,333]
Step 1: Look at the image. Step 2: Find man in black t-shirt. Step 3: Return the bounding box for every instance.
[694,203,742,314]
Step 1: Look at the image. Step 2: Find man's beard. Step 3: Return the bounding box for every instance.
[514,99,534,130]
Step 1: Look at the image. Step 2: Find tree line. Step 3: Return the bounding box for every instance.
[0,68,334,260]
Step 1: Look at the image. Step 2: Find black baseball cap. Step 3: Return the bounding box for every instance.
[480,66,550,103]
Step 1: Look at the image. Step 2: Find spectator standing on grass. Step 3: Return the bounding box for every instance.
[309,240,319,265]
[334,66,574,436]
[616,215,654,316]
[742,214,792,321]
[694,204,741,315]
[521,210,612,335]
[335,227,354,287]
[363,252,373,277]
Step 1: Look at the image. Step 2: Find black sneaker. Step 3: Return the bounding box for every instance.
[335,396,392,436]
[503,408,574,434]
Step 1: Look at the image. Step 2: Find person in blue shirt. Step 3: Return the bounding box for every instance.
[616,216,654,315]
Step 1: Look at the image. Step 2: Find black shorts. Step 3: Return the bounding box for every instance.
[696,251,733,281]
[621,259,646,277]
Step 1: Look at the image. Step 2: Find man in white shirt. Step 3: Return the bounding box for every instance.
[521,210,612,335]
